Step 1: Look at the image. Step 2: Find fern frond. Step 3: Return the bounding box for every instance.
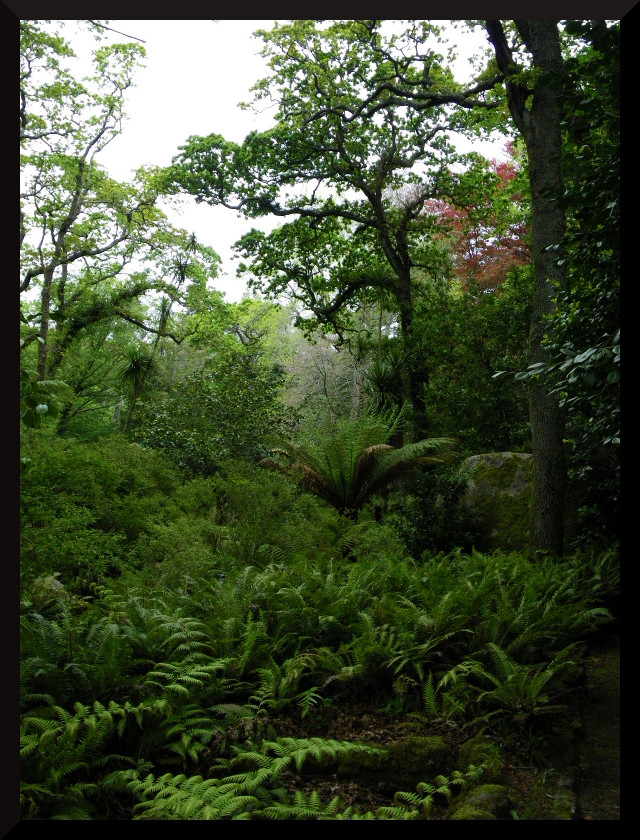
[375,803,421,819]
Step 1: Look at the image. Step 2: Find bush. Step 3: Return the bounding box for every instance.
[20,430,182,591]
[386,466,481,558]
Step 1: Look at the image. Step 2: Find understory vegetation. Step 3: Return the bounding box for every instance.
[20,431,619,819]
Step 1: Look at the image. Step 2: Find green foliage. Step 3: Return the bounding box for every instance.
[132,356,287,476]
[417,267,534,455]
[20,429,181,589]
[20,526,618,818]
[21,700,130,820]
[363,340,410,414]
[20,365,73,429]
[387,465,480,557]
[107,737,386,820]
[262,409,454,518]
[385,766,486,819]
[472,642,581,724]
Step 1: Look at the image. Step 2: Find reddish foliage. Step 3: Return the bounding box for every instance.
[424,149,531,291]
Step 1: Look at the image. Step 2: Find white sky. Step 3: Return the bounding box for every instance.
[61,19,507,302]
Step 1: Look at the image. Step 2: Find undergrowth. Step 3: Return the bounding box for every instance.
[19,539,619,819]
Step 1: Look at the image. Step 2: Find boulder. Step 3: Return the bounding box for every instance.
[457,453,534,553]
[456,735,503,783]
[448,784,514,820]
[336,735,452,797]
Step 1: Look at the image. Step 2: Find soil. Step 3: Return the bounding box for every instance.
[259,628,621,820]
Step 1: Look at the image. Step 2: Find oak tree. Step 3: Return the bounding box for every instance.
[169,20,504,440]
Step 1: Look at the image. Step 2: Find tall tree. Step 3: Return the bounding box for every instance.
[510,20,620,548]
[168,20,504,439]
[484,20,569,556]
[20,21,220,389]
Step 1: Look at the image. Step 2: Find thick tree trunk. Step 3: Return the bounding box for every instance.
[486,20,568,557]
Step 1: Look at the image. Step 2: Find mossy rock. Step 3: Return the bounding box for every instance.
[456,735,503,783]
[387,735,451,775]
[300,741,388,776]
[377,735,452,792]
[337,735,452,795]
[449,784,514,820]
[448,805,497,820]
[335,742,389,774]
[458,453,534,552]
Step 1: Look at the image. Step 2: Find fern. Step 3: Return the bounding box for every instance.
[125,772,264,820]
[20,700,136,819]
[112,737,388,820]
[389,766,486,819]
[154,615,214,661]
[261,789,347,820]
[262,410,453,516]
[144,658,228,698]
[454,643,583,729]
[260,736,386,773]
[296,686,324,718]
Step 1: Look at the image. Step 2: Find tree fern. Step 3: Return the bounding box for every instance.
[262,409,453,517]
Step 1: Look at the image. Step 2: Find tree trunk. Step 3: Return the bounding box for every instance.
[485,20,568,557]
[37,268,54,380]
[396,269,429,441]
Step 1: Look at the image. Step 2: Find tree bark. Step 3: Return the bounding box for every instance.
[395,268,430,441]
[485,20,568,556]
[37,267,53,381]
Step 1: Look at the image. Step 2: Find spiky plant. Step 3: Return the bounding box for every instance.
[116,343,157,431]
[261,409,454,519]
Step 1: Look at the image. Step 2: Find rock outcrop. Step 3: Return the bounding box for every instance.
[457,452,534,553]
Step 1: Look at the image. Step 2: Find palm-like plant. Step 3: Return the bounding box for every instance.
[117,343,157,431]
[364,342,409,413]
[262,410,454,519]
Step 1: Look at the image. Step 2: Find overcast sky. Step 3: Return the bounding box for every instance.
[65,19,507,302]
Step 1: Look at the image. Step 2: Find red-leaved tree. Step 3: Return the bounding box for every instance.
[424,144,531,291]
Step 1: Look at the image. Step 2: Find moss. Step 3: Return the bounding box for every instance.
[386,735,451,777]
[449,805,497,820]
[553,789,577,820]
[472,457,522,491]
[337,743,389,773]
[334,735,452,800]
[459,454,534,552]
[456,736,503,782]
[449,784,514,820]
[389,735,450,773]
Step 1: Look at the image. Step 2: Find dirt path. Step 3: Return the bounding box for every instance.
[574,631,620,820]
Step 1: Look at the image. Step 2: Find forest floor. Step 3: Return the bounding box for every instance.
[260,627,621,820]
